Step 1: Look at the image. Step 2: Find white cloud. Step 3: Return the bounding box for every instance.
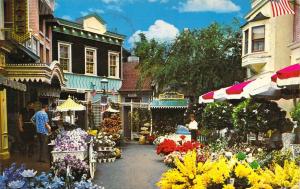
[88,8,105,14]
[178,0,240,13]
[80,11,89,16]
[148,0,168,3]
[129,19,179,45]
[107,5,123,12]
[101,0,120,3]
[62,15,72,20]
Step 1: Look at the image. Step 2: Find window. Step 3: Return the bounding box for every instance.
[244,29,249,55]
[252,26,265,52]
[85,47,97,75]
[39,44,44,63]
[32,37,38,55]
[108,52,119,78]
[46,49,50,63]
[58,42,72,72]
[39,18,44,33]
[46,25,51,38]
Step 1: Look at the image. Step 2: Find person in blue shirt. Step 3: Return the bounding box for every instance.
[31,104,51,162]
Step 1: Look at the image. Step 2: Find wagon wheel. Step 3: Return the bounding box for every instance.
[89,138,97,179]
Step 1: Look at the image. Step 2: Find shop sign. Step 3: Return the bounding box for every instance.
[11,0,30,43]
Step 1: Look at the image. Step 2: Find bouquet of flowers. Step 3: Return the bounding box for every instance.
[0,164,103,189]
[156,139,178,156]
[54,128,90,151]
[50,155,89,181]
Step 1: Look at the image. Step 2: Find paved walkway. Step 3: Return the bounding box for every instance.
[94,143,167,189]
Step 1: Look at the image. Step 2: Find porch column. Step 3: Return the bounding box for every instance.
[0,88,9,160]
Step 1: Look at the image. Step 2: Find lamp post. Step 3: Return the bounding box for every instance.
[100,78,109,95]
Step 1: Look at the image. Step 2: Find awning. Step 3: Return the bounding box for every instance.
[225,80,253,99]
[150,99,188,109]
[244,73,280,98]
[271,63,300,86]
[57,96,86,111]
[0,76,26,91]
[199,91,214,103]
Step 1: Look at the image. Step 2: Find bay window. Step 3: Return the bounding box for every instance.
[252,25,265,52]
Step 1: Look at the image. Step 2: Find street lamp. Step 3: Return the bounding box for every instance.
[100,77,109,95]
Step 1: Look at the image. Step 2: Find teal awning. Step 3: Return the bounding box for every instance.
[150,99,189,109]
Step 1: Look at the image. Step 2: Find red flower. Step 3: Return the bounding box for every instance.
[180,135,186,140]
[156,139,177,155]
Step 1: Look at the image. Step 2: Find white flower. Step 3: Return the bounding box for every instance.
[225,152,233,158]
[222,110,226,113]
[8,180,25,189]
[245,148,251,152]
[246,157,254,163]
[21,169,37,178]
[257,148,263,152]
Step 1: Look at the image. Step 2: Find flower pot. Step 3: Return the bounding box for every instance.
[282,133,296,148]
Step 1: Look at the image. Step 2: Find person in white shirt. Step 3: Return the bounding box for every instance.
[188,114,198,141]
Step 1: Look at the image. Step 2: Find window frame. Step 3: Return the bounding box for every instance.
[244,29,249,55]
[251,25,265,53]
[85,47,97,75]
[108,51,120,79]
[58,41,72,72]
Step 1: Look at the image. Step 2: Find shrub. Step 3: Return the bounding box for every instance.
[202,102,234,130]
[291,101,300,124]
[232,99,291,135]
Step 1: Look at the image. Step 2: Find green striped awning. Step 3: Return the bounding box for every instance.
[150,99,189,109]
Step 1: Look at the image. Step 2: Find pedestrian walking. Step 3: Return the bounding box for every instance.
[188,114,198,141]
[31,103,51,162]
[18,101,35,157]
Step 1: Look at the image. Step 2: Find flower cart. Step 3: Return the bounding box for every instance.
[94,132,118,163]
[51,97,97,179]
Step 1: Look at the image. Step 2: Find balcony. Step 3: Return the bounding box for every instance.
[242,52,271,68]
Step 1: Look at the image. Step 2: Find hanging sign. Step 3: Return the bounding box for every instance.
[11,0,30,43]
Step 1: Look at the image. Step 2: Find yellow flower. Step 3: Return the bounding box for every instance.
[223,184,235,189]
[235,163,252,178]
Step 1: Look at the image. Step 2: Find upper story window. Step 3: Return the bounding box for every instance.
[58,42,72,72]
[108,52,120,78]
[252,25,265,52]
[85,47,97,75]
[244,29,249,55]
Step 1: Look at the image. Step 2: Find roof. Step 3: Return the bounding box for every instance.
[76,13,106,25]
[119,62,152,92]
[241,12,270,28]
[150,99,189,109]
[55,16,125,39]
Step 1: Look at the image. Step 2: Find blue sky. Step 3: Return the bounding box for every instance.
[54,0,251,49]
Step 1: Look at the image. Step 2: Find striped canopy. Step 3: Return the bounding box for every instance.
[225,80,253,99]
[199,91,214,103]
[271,63,300,86]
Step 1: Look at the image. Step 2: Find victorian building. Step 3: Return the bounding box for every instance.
[0,0,65,159]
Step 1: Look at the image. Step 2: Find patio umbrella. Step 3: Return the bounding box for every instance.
[199,91,214,104]
[214,87,228,102]
[57,96,86,112]
[271,63,300,86]
[105,106,120,113]
[225,80,253,99]
[243,73,281,98]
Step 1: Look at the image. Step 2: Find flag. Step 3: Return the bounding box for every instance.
[271,0,295,17]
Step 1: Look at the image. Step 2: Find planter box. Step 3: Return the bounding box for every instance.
[51,150,88,161]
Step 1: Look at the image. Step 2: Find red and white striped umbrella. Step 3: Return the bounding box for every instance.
[199,91,214,104]
[271,63,300,86]
[225,80,253,99]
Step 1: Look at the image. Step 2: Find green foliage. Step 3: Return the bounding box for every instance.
[133,21,245,98]
[291,101,300,124]
[232,99,290,134]
[184,103,206,124]
[202,102,234,130]
[236,152,246,161]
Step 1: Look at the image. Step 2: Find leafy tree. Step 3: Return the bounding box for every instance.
[133,21,245,100]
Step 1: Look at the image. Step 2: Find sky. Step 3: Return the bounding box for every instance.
[54,0,251,49]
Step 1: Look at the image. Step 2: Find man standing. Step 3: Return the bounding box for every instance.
[188,114,198,141]
[18,101,35,156]
[31,104,51,162]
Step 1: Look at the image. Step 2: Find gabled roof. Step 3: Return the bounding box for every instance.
[241,12,270,28]
[76,13,106,25]
[119,62,152,92]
